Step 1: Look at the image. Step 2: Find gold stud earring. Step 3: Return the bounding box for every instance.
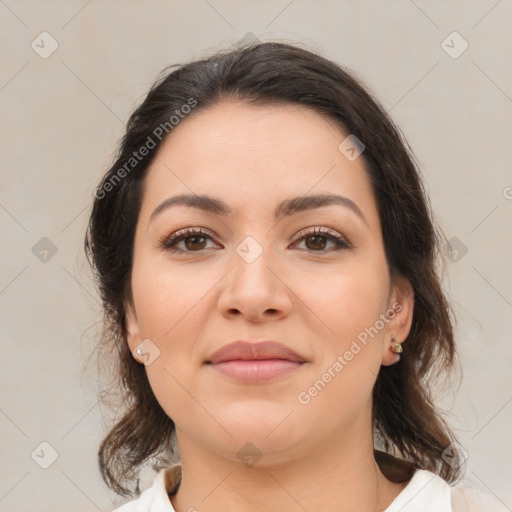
[391,335,403,354]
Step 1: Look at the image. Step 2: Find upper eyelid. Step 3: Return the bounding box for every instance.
[293,225,345,239]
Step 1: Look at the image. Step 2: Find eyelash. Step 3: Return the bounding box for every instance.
[157,226,351,254]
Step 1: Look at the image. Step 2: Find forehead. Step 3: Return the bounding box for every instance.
[156,100,347,172]
[140,101,378,224]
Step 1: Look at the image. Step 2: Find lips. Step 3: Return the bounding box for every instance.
[205,341,307,383]
[206,341,306,364]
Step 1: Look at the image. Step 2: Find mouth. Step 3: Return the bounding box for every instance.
[208,359,305,383]
[205,340,307,383]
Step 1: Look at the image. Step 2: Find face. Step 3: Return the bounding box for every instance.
[126,101,414,464]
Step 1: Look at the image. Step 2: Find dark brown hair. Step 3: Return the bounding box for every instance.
[85,41,460,496]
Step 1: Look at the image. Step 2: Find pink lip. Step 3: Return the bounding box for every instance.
[206,341,306,383]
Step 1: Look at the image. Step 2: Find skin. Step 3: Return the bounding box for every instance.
[125,101,415,512]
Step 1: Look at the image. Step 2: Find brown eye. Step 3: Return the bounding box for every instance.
[305,235,327,251]
[158,228,219,253]
[184,235,207,251]
[293,227,351,253]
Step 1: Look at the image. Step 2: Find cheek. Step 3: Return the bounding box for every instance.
[144,358,190,424]
[295,257,390,401]
[298,259,389,341]
[294,268,387,420]
[130,259,218,418]
[131,257,215,341]
[131,260,215,422]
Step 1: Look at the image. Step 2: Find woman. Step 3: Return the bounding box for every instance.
[85,41,506,511]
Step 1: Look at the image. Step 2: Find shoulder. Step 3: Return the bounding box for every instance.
[111,464,181,512]
[385,469,509,512]
[451,478,509,512]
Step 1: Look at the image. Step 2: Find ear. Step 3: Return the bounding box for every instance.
[381,274,414,366]
[125,301,142,356]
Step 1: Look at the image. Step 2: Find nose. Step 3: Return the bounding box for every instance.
[217,242,293,323]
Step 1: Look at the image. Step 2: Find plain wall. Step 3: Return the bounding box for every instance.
[1,1,511,510]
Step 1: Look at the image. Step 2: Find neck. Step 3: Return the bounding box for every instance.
[170,427,406,512]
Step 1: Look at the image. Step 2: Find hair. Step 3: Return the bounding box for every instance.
[85,40,460,496]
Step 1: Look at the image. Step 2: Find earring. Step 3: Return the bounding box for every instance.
[135,347,142,361]
[391,335,403,354]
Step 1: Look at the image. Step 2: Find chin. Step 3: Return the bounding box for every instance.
[213,403,304,446]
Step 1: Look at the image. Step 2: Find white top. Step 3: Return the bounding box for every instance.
[112,465,509,512]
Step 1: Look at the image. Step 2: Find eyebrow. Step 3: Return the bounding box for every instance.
[149,192,367,225]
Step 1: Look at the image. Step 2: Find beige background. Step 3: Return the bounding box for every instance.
[1,1,511,510]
